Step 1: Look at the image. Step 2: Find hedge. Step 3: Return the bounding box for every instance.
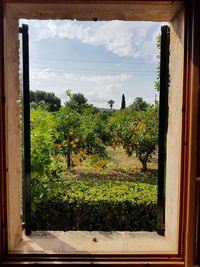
[31,180,157,231]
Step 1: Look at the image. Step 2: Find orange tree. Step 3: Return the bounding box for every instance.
[108,106,159,171]
[121,106,159,171]
[107,108,136,149]
[54,106,108,170]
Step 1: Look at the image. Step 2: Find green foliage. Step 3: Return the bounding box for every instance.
[31,108,58,175]
[121,94,126,109]
[129,97,148,111]
[108,106,158,171]
[107,108,137,148]
[155,34,161,92]
[65,92,98,114]
[122,106,159,171]
[107,99,115,110]
[30,108,58,212]
[31,180,157,231]
[54,106,108,169]
[54,106,82,169]
[70,93,88,105]
[30,90,61,112]
[30,91,159,229]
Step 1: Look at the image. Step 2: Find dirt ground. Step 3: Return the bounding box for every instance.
[71,147,158,186]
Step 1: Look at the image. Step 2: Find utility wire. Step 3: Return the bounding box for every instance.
[30,57,156,65]
[30,66,156,74]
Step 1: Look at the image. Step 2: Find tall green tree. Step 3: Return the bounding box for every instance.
[70,93,88,105]
[121,94,126,109]
[129,97,148,111]
[30,90,61,112]
[65,92,98,114]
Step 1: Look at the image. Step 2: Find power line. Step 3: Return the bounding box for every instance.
[30,56,156,65]
[30,66,156,74]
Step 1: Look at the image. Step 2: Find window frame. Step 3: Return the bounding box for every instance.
[0,0,199,265]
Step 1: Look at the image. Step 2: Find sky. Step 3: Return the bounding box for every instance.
[19,19,165,109]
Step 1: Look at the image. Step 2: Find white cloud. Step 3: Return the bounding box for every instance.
[85,83,121,107]
[79,73,132,83]
[21,19,163,109]
[31,68,132,83]
[26,20,163,61]
[30,68,60,80]
[58,83,123,108]
[30,68,131,108]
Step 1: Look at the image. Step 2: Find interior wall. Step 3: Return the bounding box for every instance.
[166,8,185,249]
[5,2,184,251]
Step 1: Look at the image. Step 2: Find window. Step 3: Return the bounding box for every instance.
[7,1,185,253]
[19,20,168,236]
[0,0,198,266]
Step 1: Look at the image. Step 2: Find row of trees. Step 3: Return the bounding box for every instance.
[30,90,149,113]
[107,94,148,111]
[30,90,61,112]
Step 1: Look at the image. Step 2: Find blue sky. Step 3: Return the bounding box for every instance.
[20,19,165,109]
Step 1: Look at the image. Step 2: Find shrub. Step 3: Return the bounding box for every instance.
[31,180,157,231]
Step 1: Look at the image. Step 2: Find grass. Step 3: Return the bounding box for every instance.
[67,147,158,186]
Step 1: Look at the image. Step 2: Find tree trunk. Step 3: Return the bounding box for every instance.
[139,157,147,172]
[141,160,147,172]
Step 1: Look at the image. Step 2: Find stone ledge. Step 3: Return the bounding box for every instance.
[12,230,176,254]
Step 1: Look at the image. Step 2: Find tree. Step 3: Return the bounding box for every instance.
[107,99,115,110]
[30,91,36,103]
[121,94,126,109]
[65,92,98,114]
[30,90,61,112]
[129,97,148,111]
[121,106,159,171]
[70,93,88,105]
[54,106,107,170]
[54,106,82,169]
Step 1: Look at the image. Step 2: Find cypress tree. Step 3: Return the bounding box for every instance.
[121,94,126,109]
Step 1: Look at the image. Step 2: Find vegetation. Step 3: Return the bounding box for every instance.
[32,180,157,231]
[121,106,158,171]
[107,99,115,110]
[30,90,61,112]
[65,92,98,114]
[121,94,126,109]
[129,97,148,111]
[155,35,161,92]
[30,91,159,231]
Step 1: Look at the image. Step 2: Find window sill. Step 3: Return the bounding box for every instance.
[11,231,177,254]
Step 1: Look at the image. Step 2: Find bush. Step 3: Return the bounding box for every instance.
[31,180,157,231]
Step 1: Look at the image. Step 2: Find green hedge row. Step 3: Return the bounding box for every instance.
[31,180,157,231]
